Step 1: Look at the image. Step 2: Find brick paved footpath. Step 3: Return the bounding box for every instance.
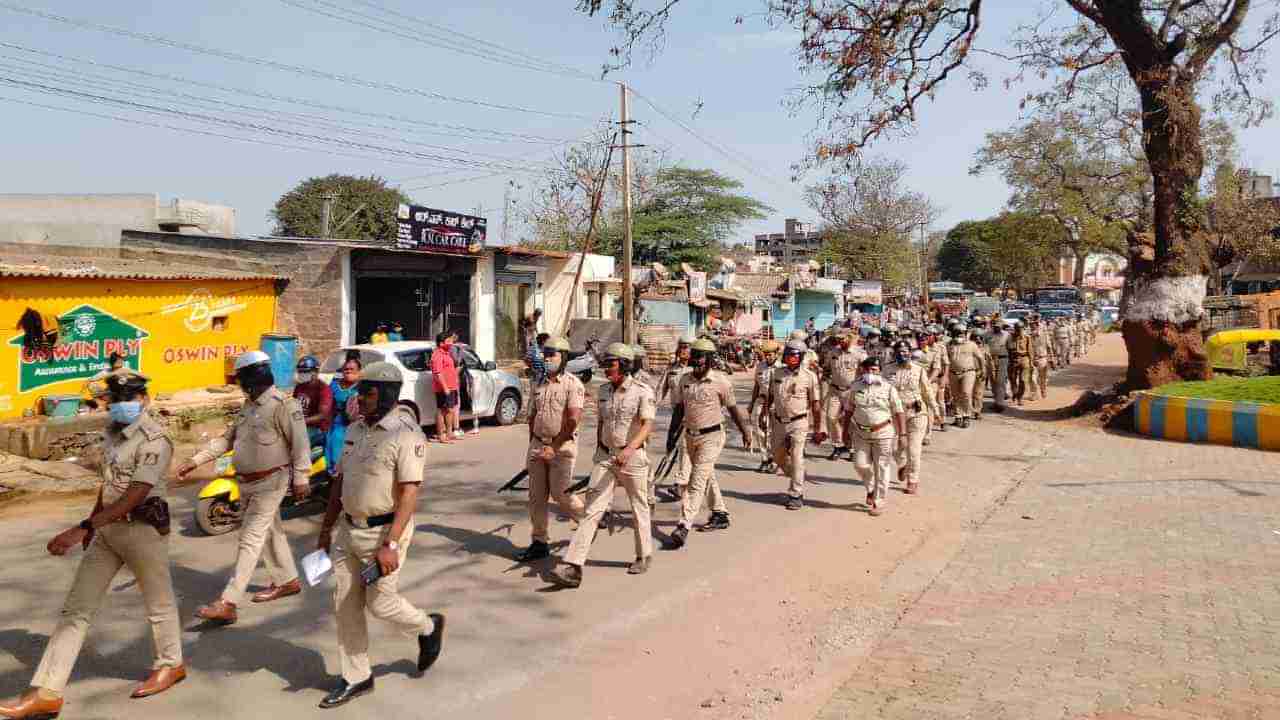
[817,424,1280,719]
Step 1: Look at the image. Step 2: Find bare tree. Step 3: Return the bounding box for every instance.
[578,0,1280,389]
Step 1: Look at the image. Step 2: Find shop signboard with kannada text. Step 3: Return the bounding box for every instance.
[395,203,486,255]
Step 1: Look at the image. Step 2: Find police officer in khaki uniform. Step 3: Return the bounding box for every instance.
[179,350,311,624]
[667,338,752,549]
[884,343,937,495]
[0,372,184,720]
[515,336,586,563]
[550,344,656,587]
[821,329,866,460]
[947,326,980,428]
[768,340,822,511]
[657,335,694,498]
[987,322,1011,411]
[926,325,950,431]
[1031,317,1052,399]
[1009,323,1032,405]
[316,362,444,708]
[748,340,781,473]
[841,356,906,517]
[969,331,990,421]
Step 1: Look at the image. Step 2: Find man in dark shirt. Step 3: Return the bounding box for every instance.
[293,356,333,447]
[525,333,550,386]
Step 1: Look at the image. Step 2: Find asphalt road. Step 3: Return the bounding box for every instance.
[0,338,1128,720]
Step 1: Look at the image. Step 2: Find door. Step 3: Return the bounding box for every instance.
[461,347,496,417]
[495,283,529,361]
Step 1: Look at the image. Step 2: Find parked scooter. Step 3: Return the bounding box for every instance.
[194,446,330,536]
[564,335,602,384]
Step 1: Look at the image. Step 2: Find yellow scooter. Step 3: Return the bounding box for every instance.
[194,446,329,536]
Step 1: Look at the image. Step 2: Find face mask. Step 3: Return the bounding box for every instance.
[861,373,880,385]
[297,371,316,384]
[895,351,909,364]
[109,401,143,425]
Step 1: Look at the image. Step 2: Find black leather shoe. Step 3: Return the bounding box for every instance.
[514,542,550,562]
[418,613,445,672]
[548,563,583,588]
[785,496,804,511]
[699,511,730,531]
[319,678,374,709]
[668,525,688,549]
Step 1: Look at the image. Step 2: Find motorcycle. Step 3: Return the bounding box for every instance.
[194,445,330,536]
[564,335,602,384]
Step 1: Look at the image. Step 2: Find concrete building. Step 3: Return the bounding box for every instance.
[0,194,236,248]
[754,218,825,265]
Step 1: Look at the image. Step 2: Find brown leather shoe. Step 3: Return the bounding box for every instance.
[251,578,301,603]
[0,689,63,719]
[131,665,187,699]
[194,599,238,625]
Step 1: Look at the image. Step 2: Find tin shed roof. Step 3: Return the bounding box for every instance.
[0,258,283,282]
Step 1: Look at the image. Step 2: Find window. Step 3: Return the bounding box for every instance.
[762,308,771,322]
[397,349,430,372]
[211,315,229,332]
[320,349,385,373]
[461,348,482,370]
[587,289,602,319]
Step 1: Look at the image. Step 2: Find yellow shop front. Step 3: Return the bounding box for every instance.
[0,266,282,419]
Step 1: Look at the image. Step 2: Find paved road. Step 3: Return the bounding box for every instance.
[1,335,1238,720]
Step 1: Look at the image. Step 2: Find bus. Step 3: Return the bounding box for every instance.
[1031,285,1083,307]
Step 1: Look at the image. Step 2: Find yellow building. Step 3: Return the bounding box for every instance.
[1,260,282,419]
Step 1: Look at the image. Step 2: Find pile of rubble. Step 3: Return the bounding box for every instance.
[0,450,101,502]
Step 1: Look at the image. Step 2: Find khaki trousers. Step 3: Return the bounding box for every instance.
[564,453,653,565]
[1034,361,1050,398]
[223,470,298,605]
[993,357,1009,407]
[949,370,976,419]
[33,522,182,693]
[933,375,949,419]
[1010,361,1028,400]
[1057,342,1071,366]
[854,434,896,506]
[896,413,929,485]
[770,418,809,498]
[526,438,584,544]
[822,384,846,447]
[679,430,727,529]
[971,373,986,416]
[333,522,431,684]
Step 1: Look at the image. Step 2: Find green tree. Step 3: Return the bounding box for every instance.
[938,214,1062,296]
[597,167,771,271]
[272,174,411,241]
[936,222,998,292]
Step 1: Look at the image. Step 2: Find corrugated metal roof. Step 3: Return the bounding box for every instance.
[0,260,283,282]
[730,272,787,299]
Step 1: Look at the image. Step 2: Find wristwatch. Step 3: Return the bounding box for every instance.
[78,519,93,531]
[383,540,399,551]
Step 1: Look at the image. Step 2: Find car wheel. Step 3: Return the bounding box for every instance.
[495,388,521,426]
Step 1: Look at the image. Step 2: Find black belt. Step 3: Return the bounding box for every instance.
[774,412,807,423]
[346,512,394,529]
[829,383,850,391]
[688,424,722,436]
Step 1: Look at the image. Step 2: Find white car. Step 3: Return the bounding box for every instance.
[318,341,523,427]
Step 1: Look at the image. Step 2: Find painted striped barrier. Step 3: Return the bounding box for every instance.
[1133,391,1280,451]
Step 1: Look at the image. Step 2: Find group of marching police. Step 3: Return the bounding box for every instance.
[523,310,1097,589]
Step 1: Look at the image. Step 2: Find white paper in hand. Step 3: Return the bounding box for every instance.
[301,549,333,587]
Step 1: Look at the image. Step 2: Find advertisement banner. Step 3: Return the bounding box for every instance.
[846,280,883,304]
[395,204,486,255]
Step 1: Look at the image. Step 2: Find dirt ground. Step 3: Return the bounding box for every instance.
[0,336,1127,719]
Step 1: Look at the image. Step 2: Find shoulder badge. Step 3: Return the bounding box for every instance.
[142,451,160,466]
[414,443,426,458]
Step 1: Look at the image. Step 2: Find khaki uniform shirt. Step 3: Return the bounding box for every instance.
[528,372,586,444]
[338,405,427,518]
[840,379,904,440]
[1010,335,1033,363]
[674,370,735,430]
[988,332,1010,358]
[752,360,774,399]
[925,344,947,381]
[101,412,174,504]
[598,377,657,450]
[633,368,658,393]
[883,361,937,418]
[659,363,692,405]
[1031,329,1052,362]
[826,348,866,391]
[192,386,310,481]
[948,340,981,372]
[769,366,819,422]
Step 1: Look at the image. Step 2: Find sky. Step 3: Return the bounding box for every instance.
[0,0,1278,245]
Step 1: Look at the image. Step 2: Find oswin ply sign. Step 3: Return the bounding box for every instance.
[0,277,278,419]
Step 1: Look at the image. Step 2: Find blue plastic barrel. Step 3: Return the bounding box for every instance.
[261,333,299,391]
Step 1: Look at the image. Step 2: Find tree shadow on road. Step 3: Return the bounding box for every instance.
[1047,477,1271,497]
[720,489,861,512]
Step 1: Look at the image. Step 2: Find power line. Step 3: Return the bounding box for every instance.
[280,0,599,82]
[0,1,595,120]
[0,41,578,145]
[0,75,549,173]
[0,56,561,168]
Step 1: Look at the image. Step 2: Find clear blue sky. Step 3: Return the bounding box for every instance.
[0,0,1277,243]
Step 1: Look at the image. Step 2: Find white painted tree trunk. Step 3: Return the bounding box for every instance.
[1123,275,1206,324]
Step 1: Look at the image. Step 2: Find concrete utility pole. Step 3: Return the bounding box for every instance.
[620,82,636,345]
[320,192,337,239]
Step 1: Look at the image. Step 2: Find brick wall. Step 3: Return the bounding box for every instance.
[121,232,346,357]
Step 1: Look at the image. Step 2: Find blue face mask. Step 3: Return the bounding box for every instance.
[109,401,143,425]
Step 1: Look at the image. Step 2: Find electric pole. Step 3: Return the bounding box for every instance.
[501,181,513,244]
[620,82,636,345]
[320,192,337,239]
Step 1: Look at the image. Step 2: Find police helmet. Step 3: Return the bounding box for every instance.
[296,355,320,373]
[358,361,404,416]
[543,336,571,353]
[105,369,150,400]
[602,342,635,362]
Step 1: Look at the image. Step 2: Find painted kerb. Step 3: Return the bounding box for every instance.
[1133,390,1280,451]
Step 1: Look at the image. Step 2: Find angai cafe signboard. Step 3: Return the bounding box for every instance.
[0,276,277,419]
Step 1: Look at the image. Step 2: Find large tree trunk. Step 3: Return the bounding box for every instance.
[1121,80,1212,390]
[1072,250,1086,286]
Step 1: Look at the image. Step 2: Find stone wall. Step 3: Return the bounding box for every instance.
[121,232,347,357]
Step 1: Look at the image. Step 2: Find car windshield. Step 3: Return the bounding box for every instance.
[320,349,385,373]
